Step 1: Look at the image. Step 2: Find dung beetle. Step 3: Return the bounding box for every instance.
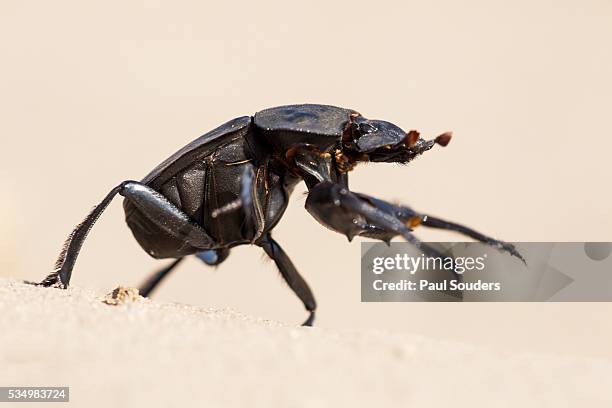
[40,104,523,326]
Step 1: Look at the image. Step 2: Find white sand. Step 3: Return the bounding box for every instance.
[0,278,609,407]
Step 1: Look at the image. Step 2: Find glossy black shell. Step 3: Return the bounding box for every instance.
[141,116,253,189]
[254,104,355,152]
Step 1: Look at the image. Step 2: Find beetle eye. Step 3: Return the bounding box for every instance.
[358,122,377,135]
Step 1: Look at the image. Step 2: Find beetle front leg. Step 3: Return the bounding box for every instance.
[305,182,445,258]
[305,182,523,262]
[352,193,525,263]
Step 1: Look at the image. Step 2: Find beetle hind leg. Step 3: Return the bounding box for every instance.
[40,184,125,288]
[40,180,215,289]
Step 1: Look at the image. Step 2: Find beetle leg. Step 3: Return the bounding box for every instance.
[349,223,451,260]
[196,248,231,266]
[417,214,524,263]
[120,182,214,249]
[138,258,185,297]
[210,166,255,218]
[40,181,214,289]
[305,182,446,258]
[40,184,124,288]
[209,165,266,242]
[305,182,521,262]
[257,234,316,327]
[352,192,525,263]
[138,248,231,298]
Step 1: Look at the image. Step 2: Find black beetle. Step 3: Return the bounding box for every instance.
[40,104,523,326]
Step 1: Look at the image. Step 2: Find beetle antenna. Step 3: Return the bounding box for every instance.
[434,131,453,147]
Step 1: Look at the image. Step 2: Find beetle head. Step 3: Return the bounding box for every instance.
[343,116,452,163]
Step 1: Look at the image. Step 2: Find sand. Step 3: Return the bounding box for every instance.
[0,277,610,407]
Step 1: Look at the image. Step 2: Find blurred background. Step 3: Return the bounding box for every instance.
[1,0,610,358]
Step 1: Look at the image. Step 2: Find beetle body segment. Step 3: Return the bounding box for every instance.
[124,116,298,258]
[142,116,252,188]
[254,104,355,153]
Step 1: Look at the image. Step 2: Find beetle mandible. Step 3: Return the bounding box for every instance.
[40,104,523,326]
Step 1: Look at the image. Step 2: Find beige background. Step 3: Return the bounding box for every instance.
[1,0,611,358]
